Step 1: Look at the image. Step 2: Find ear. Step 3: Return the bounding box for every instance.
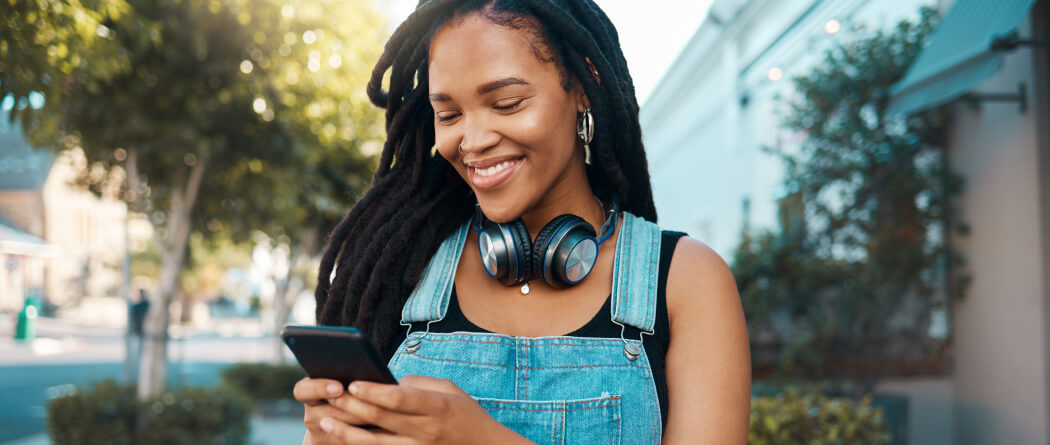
[573,78,591,113]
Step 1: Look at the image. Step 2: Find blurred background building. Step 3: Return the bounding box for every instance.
[0,108,127,316]
[642,0,1050,444]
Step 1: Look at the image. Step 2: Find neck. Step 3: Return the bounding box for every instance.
[519,165,605,240]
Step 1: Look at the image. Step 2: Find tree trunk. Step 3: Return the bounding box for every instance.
[271,224,320,363]
[135,153,208,399]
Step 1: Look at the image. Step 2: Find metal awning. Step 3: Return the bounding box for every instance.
[887,0,1037,115]
[0,217,55,257]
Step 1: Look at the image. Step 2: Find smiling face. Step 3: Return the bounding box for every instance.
[429,11,589,223]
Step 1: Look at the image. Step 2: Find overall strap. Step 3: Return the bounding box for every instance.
[400,220,471,325]
[610,212,662,334]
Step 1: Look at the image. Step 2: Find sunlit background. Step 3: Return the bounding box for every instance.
[1,0,1048,444]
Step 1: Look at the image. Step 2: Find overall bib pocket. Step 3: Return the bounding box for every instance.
[475,394,622,445]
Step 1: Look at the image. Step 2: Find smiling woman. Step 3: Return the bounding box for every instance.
[296,1,751,444]
[429,13,586,224]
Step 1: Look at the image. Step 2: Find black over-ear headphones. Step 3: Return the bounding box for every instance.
[474,194,620,289]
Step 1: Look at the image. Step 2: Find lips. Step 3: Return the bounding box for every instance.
[466,156,524,190]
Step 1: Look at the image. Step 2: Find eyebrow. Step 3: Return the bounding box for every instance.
[429,77,531,103]
[478,77,529,95]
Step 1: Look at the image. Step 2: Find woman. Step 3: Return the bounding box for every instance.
[293,0,750,443]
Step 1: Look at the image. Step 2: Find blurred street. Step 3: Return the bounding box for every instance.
[0,315,304,445]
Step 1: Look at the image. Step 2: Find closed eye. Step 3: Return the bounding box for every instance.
[493,98,525,112]
[436,111,460,123]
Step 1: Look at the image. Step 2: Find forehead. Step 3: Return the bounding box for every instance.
[428,13,559,93]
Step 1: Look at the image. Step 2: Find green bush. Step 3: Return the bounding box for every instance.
[47,380,252,445]
[47,381,137,445]
[221,362,306,402]
[750,390,891,445]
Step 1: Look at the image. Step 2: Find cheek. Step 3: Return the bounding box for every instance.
[434,129,471,180]
[434,129,460,162]
[513,105,576,158]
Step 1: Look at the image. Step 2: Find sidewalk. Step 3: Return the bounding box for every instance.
[1,416,306,445]
[0,316,288,366]
[0,315,300,444]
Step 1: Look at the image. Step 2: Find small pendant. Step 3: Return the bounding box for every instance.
[520,282,531,295]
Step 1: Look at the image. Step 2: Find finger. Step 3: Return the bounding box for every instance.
[303,428,346,445]
[336,393,428,435]
[321,394,373,425]
[294,377,346,405]
[321,416,410,445]
[397,375,465,396]
[349,381,443,415]
[305,403,371,431]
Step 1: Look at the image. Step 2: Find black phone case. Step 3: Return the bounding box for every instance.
[280,325,397,386]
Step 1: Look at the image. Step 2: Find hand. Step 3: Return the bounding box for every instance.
[320,375,533,445]
[294,377,371,445]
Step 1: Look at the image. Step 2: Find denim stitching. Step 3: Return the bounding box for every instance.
[416,337,634,348]
[622,215,634,323]
[429,226,458,320]
[644,221,659,333]
[633,218,655,333]
[612,214,632,326]
[396,350,651,371]
[478,403,621,412]
[514,340,520,400]
[523,338,529,399]
[403,258,434,324]
[480,395,621,406]
[609,215,624,323]
[638,349,660,444]
[557,403,564,445]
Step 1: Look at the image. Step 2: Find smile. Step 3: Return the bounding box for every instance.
[467,156,524,190]
[474,160,517,177]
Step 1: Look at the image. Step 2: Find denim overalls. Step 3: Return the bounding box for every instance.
[388,212,663,445]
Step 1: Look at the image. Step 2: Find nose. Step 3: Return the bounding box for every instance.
[459,115,501,153]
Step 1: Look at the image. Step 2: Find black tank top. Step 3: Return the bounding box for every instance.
[422,230,686,427]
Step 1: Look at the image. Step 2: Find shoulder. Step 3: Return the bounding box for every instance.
[664,236,739,320]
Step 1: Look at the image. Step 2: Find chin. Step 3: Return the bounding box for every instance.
[475,194,526,223]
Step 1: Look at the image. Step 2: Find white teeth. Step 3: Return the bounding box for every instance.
[474,160,516,178]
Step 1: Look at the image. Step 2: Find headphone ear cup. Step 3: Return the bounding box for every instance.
[506,219,533,283]
[531,215,596,288]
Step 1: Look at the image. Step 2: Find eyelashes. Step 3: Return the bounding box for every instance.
[493,98,524,111]
[434,98,527,123]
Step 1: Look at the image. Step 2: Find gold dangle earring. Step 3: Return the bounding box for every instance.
[577,108,595,164]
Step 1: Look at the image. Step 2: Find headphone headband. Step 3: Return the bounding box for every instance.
[596,193,620,245]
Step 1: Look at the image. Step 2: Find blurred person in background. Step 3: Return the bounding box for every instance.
[127,289,150,379]
[293,1,751,443]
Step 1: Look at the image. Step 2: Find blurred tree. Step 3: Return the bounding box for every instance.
[732,7,969,391]
[187,0,387,363]
[1,0,387,396]
[0,0,151,127]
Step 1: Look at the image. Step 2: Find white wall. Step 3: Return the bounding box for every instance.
[946,13,1049,445]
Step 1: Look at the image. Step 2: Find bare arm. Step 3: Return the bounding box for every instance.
[661,237,751,444]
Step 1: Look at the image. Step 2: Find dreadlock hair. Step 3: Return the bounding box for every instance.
[315,0,658,359]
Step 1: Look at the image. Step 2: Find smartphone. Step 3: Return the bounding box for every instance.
[280,324,397,387]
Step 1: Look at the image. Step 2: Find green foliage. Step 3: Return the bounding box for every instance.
[47,380,252,445]
[2,0,388,248]
[0,0,154,128]
[733,7,966,386]
[749,390,891,445]
[221,362,306,402]
[46,381,136,445]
